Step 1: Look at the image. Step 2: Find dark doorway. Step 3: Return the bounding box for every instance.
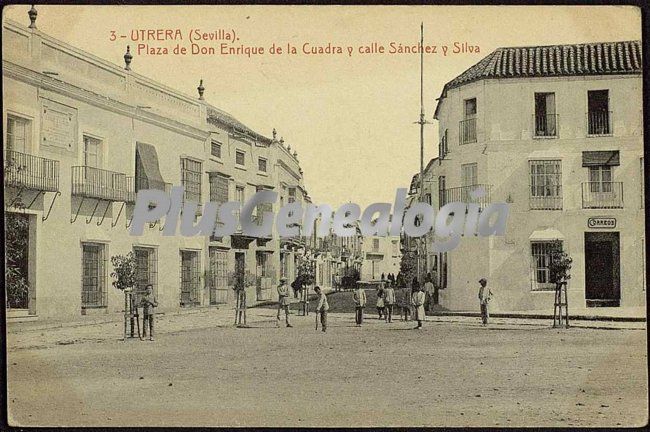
[584,231,620,307]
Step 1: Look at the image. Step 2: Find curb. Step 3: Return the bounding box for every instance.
[431,311,646,323]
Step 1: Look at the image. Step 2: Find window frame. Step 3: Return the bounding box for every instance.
[6,114,32,154]
[210,141,222,159]
[81,242,107,308]
[530,240,563,291]
[258,157,267,173]
[180,157,202,203]
[235,150,245,166]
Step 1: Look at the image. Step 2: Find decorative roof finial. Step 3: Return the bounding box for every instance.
[293,150,298,158]
[287,144,291,152]
[197,79,205,100]
[28,4,37,29]
[124,46,132,70]
[272,128,277,140]
[280,137,285,146]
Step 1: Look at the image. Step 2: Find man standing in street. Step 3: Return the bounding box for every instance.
[383,281,395,323]
[478,278,493,326]
[314,286,328,332]
[277,277,293,328]
[411,284,426,330]
[353,283,367,327]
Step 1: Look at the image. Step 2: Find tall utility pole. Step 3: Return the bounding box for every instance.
[415,22,429,281]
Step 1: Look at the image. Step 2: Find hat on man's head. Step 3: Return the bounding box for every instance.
[280,277,287,282]
[479,278,487,284]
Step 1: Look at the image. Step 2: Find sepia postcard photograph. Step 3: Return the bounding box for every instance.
[2,3,648,428]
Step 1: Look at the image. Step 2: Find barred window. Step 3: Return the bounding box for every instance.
[258,157,267,172]
[531,241,562,290]
[373,238,380,251]
[81,243,107,308]
[288,187,296,203]
[134,247,158,302]
[181,158,202,203]
[529,160,562,210]
[235,150,245,166]
[210,141,222,158]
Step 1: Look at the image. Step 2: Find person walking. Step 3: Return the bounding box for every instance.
[314,285,328,332]
[478,278,493,326]
[376,285,385,319]
[277,277,293,328]
[140,284,157,341]
[411,284,426,329]
[383,281,395,323]
[353,283,367,327]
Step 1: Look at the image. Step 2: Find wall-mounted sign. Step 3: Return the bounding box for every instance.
[41,99,78,152]
[587,217,617,229]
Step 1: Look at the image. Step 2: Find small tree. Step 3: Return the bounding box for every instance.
[296,254,315,286]
[399,250,417,288]
[110,252,137,339]
[548,240,572,286]
[110,252,137,291]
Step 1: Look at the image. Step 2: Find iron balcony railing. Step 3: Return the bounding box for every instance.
[440,184,492,209]
[582,182,623,209]
[4,150,59,192]
[459,118,477,144]
[587,111,612,135]
[529,195,563,210]
[533,113,559,137]
[71,166,132,201]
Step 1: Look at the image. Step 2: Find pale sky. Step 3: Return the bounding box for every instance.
[4,5,642,208]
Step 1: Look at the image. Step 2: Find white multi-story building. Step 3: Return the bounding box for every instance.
[412,40,644,314]
[3,12,318,322]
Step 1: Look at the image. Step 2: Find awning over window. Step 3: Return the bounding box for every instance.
[529,228,565,241]
[136,142,165,188]
[582,151,619,167]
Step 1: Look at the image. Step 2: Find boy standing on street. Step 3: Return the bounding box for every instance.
[411,284,426,330]
[141,284,157,341]
[277,277,293,328]
[478,278,493,325]
[314,286,328,332]
[353,283,367,327]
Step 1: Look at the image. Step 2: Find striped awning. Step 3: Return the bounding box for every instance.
[582,151,620,167]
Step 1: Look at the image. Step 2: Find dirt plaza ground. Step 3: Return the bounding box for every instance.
[6,306,648,427]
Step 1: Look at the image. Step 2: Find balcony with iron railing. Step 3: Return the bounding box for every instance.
[4,150,60,192]
[582,182,623,209]
[440,184,492,209]
[529,194,563,210]
[587,111,612,136]
[71,166,132,201]
[459,118,477,144]
[533,113,559,138]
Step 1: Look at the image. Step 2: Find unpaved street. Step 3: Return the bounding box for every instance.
[7,311,648,427]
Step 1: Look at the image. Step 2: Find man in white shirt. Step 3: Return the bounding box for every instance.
[314,285,329,332]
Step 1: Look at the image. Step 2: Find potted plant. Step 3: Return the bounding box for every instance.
[548,239,573,327]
